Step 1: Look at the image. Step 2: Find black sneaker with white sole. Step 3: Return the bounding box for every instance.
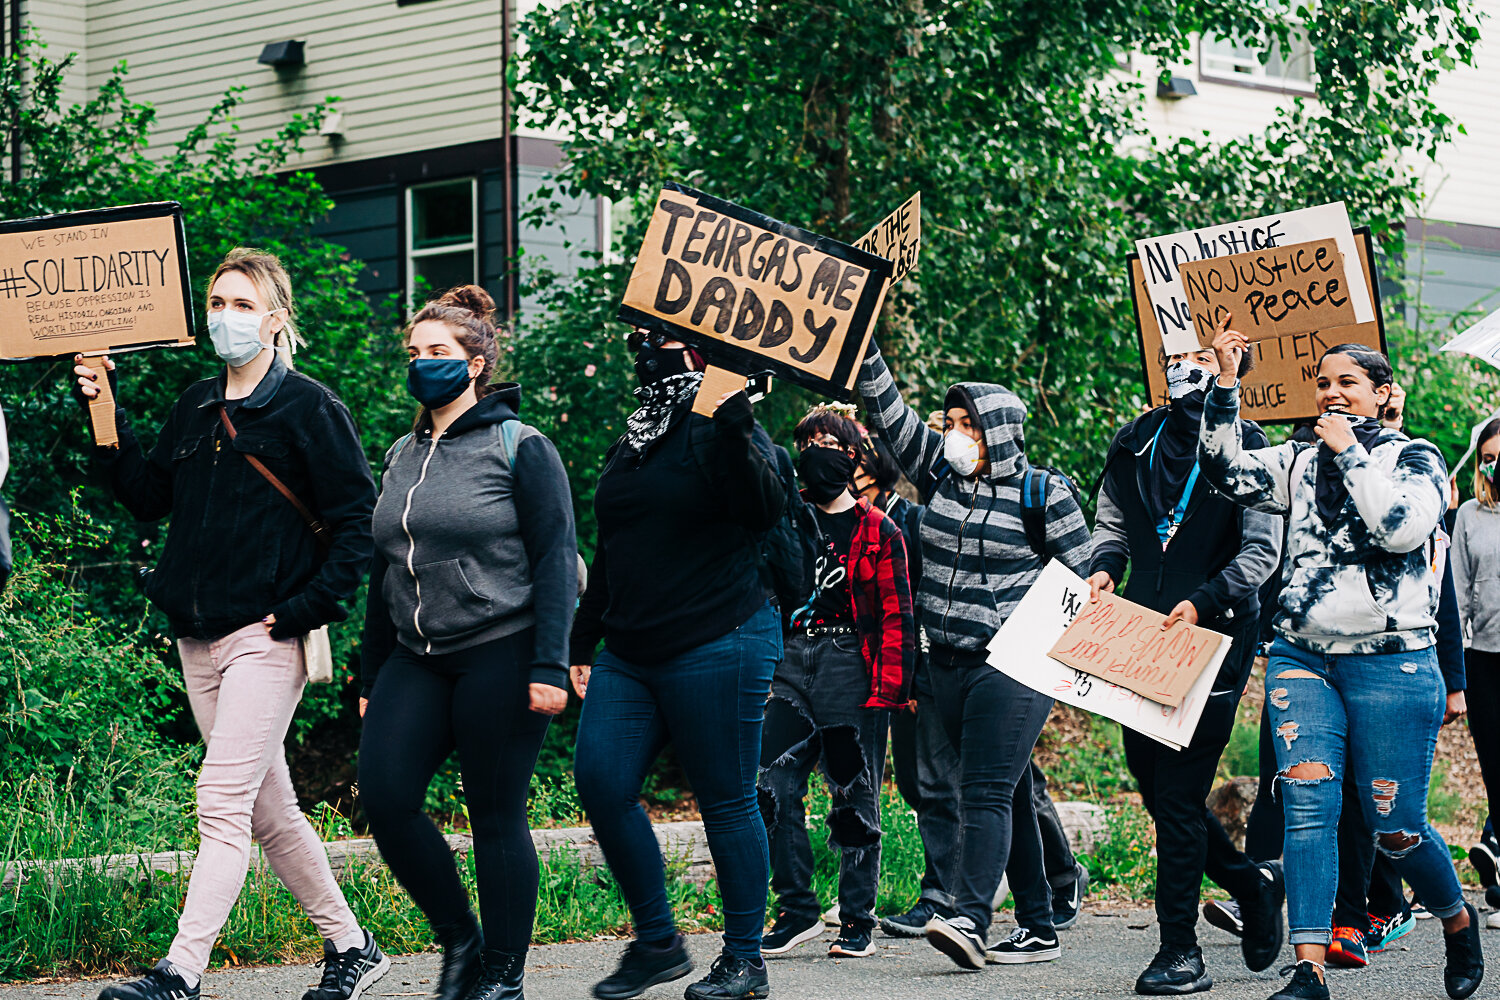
[925,914,987,970]
[879,899,943,938]
[1471,835,1500,891]
[1203,899,1243,938]
[303,931,391,1000]
[1053,863,1089,931]
[683,950,770,1000]
[985,926,1061,964]
[761,912,824,955]
[828,922,876,957]
[98,961,200,1000]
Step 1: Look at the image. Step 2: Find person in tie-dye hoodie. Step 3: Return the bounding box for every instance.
[1198,318,1482,1000]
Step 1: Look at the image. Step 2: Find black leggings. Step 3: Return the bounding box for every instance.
[359,629,551,954]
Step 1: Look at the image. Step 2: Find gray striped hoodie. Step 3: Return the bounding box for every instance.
[858,347,1092,651]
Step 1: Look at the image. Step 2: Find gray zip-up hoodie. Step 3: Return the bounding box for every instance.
[362,387,578,693]
[858,345,1092,651]
[1453,498,1500,653]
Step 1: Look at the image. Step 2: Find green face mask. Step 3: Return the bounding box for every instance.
[1482,460,1496,484]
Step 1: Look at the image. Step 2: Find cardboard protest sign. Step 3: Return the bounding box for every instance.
[1046,590,1223,708]
[1136,202,1374,355]
[619,184,893,403]
[1178,238,1358,343]
[855,192,920,285]
[1440,307,1500,374]
[1132,228,1386,424]
[988,561,1227,750]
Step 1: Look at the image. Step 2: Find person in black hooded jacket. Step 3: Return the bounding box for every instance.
[358,286,578,1000]
[1087,343,1285,995]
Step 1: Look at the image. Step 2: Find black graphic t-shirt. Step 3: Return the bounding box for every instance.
[795,505,858,628]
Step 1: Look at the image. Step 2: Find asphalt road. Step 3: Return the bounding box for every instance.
[3,901,1485,1000]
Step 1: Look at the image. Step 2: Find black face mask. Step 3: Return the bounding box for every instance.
[798,446,855,504]
[633,343,693,386]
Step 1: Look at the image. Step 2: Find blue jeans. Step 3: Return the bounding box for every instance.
[1265,638,1464,946]
[574,602,781,960]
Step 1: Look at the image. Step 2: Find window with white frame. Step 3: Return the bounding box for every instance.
[1200,25,1315,92]
[406,178,478,306]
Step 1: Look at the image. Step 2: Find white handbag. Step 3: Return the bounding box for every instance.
[302,625,334,684]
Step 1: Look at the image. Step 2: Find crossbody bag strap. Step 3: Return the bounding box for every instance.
[218,405,333,553]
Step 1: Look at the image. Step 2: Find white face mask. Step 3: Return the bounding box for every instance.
[943,429,983,478]
[207,308,274,368]
[1165,360,1214,400]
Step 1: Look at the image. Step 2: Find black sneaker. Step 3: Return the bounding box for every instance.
[828,922,875,958]
[683,950,770,1000]
[1135,945,1212,995]
[1444,902,1484,1000]
[303,931,392,1000]
[1053,863,1089,931]
[985,926,1060,964]
[98,961,199,1000]
[760,912,823,955]
[463,950,525,1000]
[1241,861,1286,973]
[924,914,986,970]
[592,935,693,1000]
[1269,961,1329,1000]
[1471,834,1500,890]
[1203,899,1243,938]
[879,899,940,938]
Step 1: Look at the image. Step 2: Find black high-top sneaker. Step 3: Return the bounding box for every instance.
[464,950,526,1000]
[434,913,486,1000]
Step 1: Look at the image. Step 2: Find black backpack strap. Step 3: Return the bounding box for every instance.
[1021,466,1049,559]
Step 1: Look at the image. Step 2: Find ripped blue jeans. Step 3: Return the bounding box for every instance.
[1266,638,1464,945]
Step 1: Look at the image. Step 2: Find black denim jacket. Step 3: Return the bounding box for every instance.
[96,355,376,641]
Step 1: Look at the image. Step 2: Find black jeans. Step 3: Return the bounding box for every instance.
[1332,766,1406,931]
[930,646,1054,937]
[1244,701,1285,863]
[1122,621,1264,950]
[759,633,888,932]
[889,658,963,907]
[358,629,551,955]
[574,602,781,961]
[1031,761,1080,891]
[1468,649,1500,829]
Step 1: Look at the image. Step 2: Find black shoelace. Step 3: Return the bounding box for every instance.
[313,948,363,997]
[470,955,522,995]
[702,953,744,985]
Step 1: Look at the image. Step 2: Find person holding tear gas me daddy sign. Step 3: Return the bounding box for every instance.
[1086,318,1286,996]
[73,249,388,1000]
[857,336,1092,970]
[1198,316,1483,1000]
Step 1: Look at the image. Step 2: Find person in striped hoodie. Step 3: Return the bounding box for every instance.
[857,341,1092,969]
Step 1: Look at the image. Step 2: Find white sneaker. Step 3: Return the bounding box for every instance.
[821,903,841,927]
[1486,910,1500,930]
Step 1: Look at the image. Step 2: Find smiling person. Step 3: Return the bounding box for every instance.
[74,249,386,1000]
[570,328,785,1000]
[1198,327,1482,1000]
[857,338,1092,969]
[356,286,577,1000]
[1088,332,1285,995]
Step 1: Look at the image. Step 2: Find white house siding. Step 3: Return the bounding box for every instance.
[22,0,89,110]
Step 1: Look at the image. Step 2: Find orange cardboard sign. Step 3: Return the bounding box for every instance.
[1046,591,1224,708]
[1178,238,1357,344]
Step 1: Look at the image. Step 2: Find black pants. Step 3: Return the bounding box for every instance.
[359,630,551,955]
[1468,649,1500,828]
[1332,767,1405,931]
[930,647,1054,937]
[1244,701,1285,863]
[760,633,888,932]
[1122,621,1263,950]
[1031,761,1080,891]
[889,658,963,906]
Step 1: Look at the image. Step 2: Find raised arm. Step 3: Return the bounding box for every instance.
[857,343,943,494]
[1337,438,1447,554]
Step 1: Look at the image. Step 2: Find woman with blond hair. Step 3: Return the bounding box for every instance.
[74,249,387,1000]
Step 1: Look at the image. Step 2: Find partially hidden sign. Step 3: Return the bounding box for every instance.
[856,192,920,285]
[1178,238,1357,343]
[1046,590,1224,708]
[0,203,193,359]
[1132,228,1386,424]
[1135,201,1374,355]
[619,185,893,402]
[1440,306,1500,374]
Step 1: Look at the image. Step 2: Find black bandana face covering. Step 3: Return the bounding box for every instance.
[633,343,694,386]
[798,446,855,504]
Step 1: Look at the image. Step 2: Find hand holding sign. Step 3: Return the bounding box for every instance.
[1179,238,1357,344]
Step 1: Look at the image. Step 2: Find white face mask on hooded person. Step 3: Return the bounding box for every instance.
[943,428,983,478]
[207,308,277,368]
[1165,359,1214,401]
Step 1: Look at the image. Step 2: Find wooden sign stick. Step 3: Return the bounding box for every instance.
[82,353,119,448]
[692,365,748,417]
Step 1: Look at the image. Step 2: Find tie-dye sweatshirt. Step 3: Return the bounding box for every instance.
[1199,382,1448,655]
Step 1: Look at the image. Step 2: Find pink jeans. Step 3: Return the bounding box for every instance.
[167,623,358,975]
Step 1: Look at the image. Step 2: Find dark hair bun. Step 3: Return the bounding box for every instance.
[436,284,496,322]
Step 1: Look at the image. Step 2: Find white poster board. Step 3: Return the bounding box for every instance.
[1136,201,1375,356]
[1440,307,1500,373]
[987,561,1229,750]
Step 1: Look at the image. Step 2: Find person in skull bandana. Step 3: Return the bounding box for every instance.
[1088,341,1286,996]
[758,405,914,961]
